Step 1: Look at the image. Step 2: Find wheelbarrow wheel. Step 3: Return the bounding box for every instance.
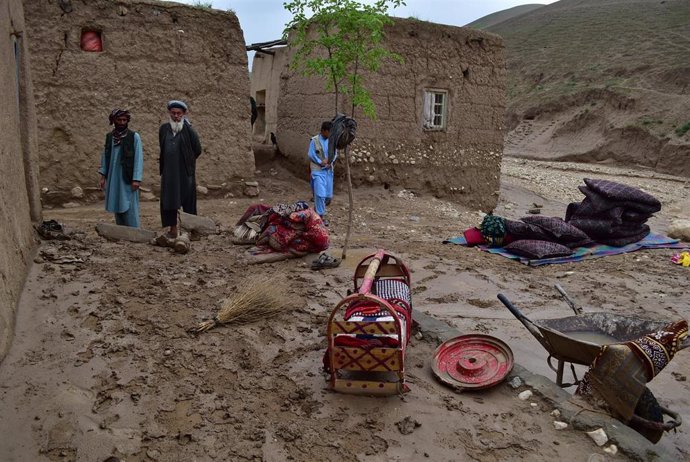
[628,389,682,443]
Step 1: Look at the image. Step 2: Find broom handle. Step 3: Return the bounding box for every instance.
[359,249,385,294]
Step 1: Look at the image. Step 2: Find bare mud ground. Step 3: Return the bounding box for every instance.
[1,158,688,461]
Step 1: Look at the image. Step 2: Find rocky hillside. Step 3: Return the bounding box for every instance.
[472,0,690,176]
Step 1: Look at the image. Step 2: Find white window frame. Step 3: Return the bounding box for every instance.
[423,89,448,131]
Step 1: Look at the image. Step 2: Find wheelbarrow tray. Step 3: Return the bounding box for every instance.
[497,293,672,366]
[534,313,669,366]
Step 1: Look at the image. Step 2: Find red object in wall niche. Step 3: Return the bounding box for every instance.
[80,31,102,52]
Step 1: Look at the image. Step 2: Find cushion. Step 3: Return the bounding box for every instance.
[521,215,592,245]
[463,227,486,246]
[569,219,649,239]
[595,228,651,247]
[584,178,661,209]
[505,219,552,241]
[503,240,574,259]
[576,186,660,215]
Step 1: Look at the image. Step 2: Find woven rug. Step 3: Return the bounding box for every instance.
[443,233,687,267]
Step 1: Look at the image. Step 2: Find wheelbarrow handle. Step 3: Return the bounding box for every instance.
[555,283,582,315]
[497,293,543,339]
[497,293,526,320]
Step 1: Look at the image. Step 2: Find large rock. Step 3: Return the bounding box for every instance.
[243,181,260,197]
[96,223,156,243]
[668,219,690,242]
[179,212,217,235]
[71,186,83,198]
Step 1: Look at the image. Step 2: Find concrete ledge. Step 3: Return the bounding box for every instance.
[413,310,674,462]
[95,223,156,243]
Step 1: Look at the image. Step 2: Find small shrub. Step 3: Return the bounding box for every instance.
[640,116,663,126]
[193,1,213,8]
[675,121,690,137]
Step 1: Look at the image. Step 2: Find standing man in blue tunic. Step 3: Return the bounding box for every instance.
[308,121,336,224]
[98,109,144,227]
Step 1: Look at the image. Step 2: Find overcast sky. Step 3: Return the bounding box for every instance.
[174,0,557,66]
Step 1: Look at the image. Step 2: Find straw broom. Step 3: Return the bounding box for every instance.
[192,274,292,334]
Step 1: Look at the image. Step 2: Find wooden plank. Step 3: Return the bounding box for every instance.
[332,379,403,396]
[329,321,399,336]
[354,264,405,279]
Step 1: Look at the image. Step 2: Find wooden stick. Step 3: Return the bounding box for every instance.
[358,249,384,294]
[341,144,354,260]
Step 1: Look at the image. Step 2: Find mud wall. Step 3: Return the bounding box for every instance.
[24,0,254,205]
[1,0,42,362]
[250,47,289,145]
[276,18,506,211]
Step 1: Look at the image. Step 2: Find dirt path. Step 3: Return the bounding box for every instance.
[0,159,688,461]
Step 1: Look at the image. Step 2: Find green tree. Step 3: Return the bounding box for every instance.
[283,0,405,259]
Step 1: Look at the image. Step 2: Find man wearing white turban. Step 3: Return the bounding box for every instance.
[158,100,202,237]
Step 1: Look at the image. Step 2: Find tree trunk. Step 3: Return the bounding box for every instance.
[341,57,360,260]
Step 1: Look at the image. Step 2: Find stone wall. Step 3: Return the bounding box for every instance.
[24,0,255,205]
[276,18,506,211]
[0,0,42,362]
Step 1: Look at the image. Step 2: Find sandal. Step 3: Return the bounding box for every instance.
[311,253,341,270]
[35,220,69,240]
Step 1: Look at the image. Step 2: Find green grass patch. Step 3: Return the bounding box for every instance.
[640,116,663,126]
[604,78,623,89]
[675,121,690,137]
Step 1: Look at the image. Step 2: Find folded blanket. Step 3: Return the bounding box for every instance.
[584,178,661,209]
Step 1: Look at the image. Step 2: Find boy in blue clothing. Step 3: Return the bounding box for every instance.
[308,121,336,224]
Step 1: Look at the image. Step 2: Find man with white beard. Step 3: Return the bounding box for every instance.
[158,100,202,237]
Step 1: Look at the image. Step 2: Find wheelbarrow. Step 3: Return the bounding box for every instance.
[497,286,689,441]
[497,286,689,387]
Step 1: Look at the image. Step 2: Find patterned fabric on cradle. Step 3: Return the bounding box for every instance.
[340,278,413,347]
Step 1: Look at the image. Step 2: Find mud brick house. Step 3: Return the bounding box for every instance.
[251,18,506,210]
[23,0,255,205]
[1,0,42,362]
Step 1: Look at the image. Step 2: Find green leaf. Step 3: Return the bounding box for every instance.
[284,0,406,119]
